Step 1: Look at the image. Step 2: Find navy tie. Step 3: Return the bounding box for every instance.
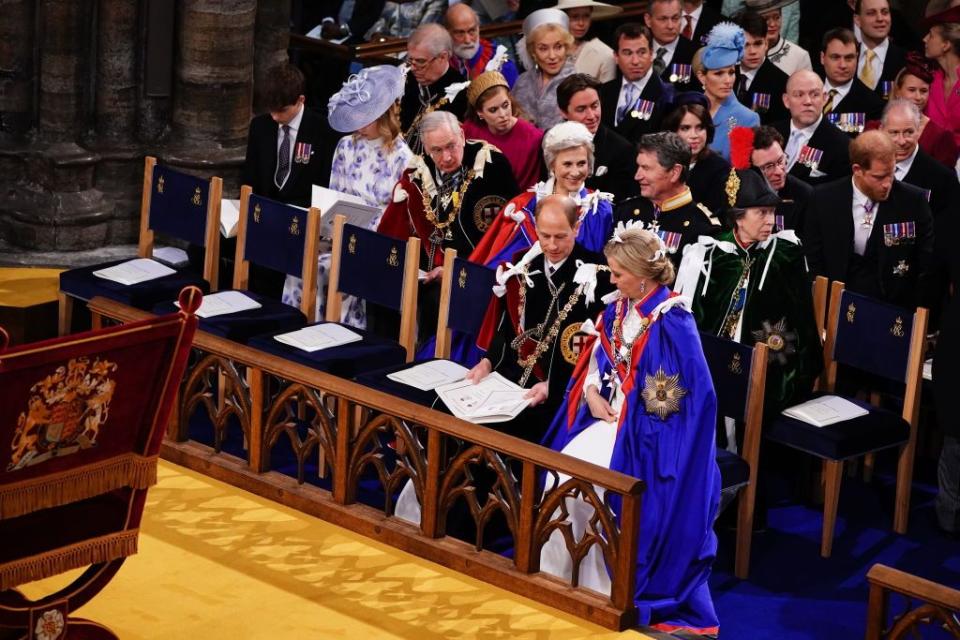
[275,124,291,189]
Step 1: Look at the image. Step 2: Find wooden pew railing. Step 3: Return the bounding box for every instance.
[88,295,645,631]
[865,564,960,639]
[289,1,650,63]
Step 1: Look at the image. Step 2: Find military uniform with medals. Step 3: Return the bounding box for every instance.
[485,243,611,442]
[613,187,721,269]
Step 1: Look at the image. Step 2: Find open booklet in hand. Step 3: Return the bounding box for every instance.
[312,186,381,236]
[436,372,531,424]
[387,359,469,391]
[781,395,869,427]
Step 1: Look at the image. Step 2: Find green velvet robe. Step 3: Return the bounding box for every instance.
[677,229,822,414]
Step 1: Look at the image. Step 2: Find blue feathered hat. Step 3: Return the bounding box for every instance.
[701,22,745,70]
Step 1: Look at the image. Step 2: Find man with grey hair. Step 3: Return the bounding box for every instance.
[445,3,518,85]
[880,98,960,220]
[400,23,469,155]
[613,131,720,267]
[378,110,518,337]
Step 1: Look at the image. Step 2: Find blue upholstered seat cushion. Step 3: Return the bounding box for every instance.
[717,448,750,490]
[153,290,306,343]
[765,394,910,460]
[60,259,209,310]
[247,323,406,376]
[353,360,445,408]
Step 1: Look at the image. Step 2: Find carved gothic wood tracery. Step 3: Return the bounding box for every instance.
[262,382,336,485]
[179,351,251,453]
[347,412,426,516]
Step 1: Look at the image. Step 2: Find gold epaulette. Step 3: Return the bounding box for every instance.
[697,202,721,226]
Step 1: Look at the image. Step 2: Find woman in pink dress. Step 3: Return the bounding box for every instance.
[463,70,545,190]
[889,52,959,169]
[922,7,960,150]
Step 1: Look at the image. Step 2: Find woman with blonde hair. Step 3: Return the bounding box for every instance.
[282,65,412,327]
[512,9,577,129]
[463,71,544,190]
[541,222,721,635]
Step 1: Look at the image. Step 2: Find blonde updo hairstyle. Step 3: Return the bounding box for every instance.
[603,228,676,286]
[526,23,575,66]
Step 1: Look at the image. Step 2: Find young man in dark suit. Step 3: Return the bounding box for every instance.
[750,125,813,237]
[820,28,886,133]
[804,130,934,310]
[775,69,851,186]
[852,0,907,99]
[558,74,639,202]
[645,0,700,91]
[232,64,330,295]
[735,10,789,125]
[881,98,960,221]
[599,23,675,145]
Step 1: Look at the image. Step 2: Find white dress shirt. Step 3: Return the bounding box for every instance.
[654,36,679,70]
[785,116,822,169]
[823,78,853,109]
[682,3,703,39]
[857,38,889,90]
[740,65,759,91]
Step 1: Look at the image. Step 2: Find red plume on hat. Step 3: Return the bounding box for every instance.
[725,126,756,206]
[729,126,755,170]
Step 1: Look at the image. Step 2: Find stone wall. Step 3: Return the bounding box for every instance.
[0,0,290,253]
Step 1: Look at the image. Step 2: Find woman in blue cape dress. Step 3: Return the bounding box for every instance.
[540,222,722,635]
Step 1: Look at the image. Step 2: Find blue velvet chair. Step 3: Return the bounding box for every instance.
[154,186,320,343]
[58,156,221,334]
[354,248,498,406]
[700,332,768,579]
[246,214,419,377]
[765,281,929,558]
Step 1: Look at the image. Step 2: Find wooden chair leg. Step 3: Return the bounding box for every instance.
[893,441,916,534]
[821,459,844,558]
[91,311,103,331]
[734,480,758,579]
[863,453,876,483]
[58,292,73,336]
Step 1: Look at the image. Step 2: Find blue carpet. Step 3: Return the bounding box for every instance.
[710,454,959,639]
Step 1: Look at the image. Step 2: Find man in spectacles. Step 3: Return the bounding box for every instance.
[399,24,469,155]
[444,4,518,86]
[750,125,813,237]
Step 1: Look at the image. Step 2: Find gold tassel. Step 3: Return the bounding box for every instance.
[0,454,158,519]
[725,168,741,207]
[0,530,139,591]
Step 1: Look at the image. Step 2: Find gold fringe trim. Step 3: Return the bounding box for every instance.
[0,454,159,519]
[0,530,139,591]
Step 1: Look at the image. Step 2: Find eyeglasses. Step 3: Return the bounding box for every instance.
[758,155,787,174]
[407,53,441,69]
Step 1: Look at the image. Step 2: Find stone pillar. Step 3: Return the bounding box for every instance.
[91,0,143,243]
[4,0,111,251]
[253,0,292,114]
[0,0,36,142]
[165,0,256,187]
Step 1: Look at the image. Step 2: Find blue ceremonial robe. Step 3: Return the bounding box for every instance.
[541,285,721,634]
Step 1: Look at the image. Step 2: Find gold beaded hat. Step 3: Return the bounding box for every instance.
[466,71,510,108]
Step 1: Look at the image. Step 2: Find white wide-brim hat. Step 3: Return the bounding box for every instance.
[554,0,622,21]
[327,64,406,133]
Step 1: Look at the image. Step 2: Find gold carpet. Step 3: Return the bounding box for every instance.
[0,267,62,307]
[21,461,653,639]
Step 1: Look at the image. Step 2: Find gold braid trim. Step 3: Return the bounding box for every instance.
[0,454,159,519]
[514,273,585,386]
[0,530,139,591]
[420,170,476,233]
[404,97,451,140]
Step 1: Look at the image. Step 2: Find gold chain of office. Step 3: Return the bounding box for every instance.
[404,97,451,140]
[420,169,476,236]
[514,274,583,386]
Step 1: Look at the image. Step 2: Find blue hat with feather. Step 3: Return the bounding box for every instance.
[701,22,745,70]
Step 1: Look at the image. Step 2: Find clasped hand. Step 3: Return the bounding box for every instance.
[585,385,617,422]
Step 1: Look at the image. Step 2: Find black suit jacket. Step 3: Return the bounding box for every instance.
[587,124,639,202]
[876,42,907,97]
[828,78,887,125]
[902,147,960,221]
[774,117,851,186]
[657,36,701,92]
[804,178,934,309]
[777,174,814,239]
[736,59,789,125]
[599,72,674,144]
[689,5,722,47]
[241,108,331,207]
[399,66,468,151]
[688,151,730,218]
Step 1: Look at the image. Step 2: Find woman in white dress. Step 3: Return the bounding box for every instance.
[539,223,722,635]
[281,65,413,328]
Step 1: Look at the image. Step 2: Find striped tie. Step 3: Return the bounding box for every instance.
[822,89,838,114]
[275,124,291,189]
